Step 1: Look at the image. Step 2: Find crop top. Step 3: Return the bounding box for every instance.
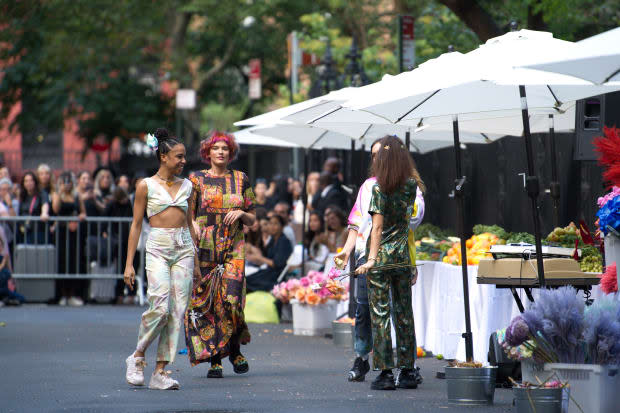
[144,177,192,218]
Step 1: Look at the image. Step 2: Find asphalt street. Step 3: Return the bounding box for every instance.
[1,305,515,413]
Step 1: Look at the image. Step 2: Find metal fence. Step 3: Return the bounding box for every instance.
[0,215,145,304]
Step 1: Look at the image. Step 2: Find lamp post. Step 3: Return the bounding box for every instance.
[309,39,343,98]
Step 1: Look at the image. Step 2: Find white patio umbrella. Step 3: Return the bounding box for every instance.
[314,30,620,360]
[522,27,620,85]
[233,126,300,148]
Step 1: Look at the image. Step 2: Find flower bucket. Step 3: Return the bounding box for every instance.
[445,366,497,405]
[291,299,338,336]
[513,387,569,413]
[332,321,353,348]
[604,234,620,289]
[545,363,620,413]
[522,359,553,384]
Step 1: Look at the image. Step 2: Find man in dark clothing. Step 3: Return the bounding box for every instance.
[312,172,350,216]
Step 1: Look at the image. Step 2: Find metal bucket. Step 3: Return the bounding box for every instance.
[332,321,353,348]
[513,387,567,413]
[445,366,497,405]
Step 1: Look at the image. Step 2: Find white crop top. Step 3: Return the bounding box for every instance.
[144,177,192,218]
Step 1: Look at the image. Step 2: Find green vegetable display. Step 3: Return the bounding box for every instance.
[473,224,509,240]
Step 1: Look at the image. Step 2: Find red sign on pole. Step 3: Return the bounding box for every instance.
[248,59,261,99]
[399,15,415,72]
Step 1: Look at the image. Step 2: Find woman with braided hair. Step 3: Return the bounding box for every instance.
[124,128,198,390]
[185,131,256,378]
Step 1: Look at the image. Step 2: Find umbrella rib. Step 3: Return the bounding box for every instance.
[306,106,342,124]
[604,67,620,84]
[546,85,562,107]
[396,89,440,124]
[359,124,372,139]
[309,130,328,149]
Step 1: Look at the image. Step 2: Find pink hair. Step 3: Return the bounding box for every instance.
[199,131,239,164]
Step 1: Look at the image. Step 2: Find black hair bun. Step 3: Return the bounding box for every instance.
[154,128,169,140]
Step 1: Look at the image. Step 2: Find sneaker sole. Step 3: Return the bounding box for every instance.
[148,384,179,390]
[126,379,144,386]
[348,373,366,382]
[207,371,223,378]
[370,383,396,390]
[396,383,418,389]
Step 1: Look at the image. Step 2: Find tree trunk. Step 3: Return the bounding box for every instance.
[437,0,502,42]
[527,1,548,31]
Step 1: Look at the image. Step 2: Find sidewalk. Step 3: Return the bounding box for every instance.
[0,305,514,412]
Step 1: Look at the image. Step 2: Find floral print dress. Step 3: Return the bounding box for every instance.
[185,170,256,366]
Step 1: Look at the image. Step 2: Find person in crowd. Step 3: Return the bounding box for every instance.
[116,174,131,194]
[18,171,50,244]
[245,207,266,251]
[0,177,17,215]
[258,213,271,252]
[0,166,10,180]
[265,175,291,210]
[52,172,86,306]
[37,163,56,197]
[273,201,296,247]
[302,211,329,272]
[245,214,292,292]
[124,127,197,390]
[0,236,24,305]
[355,135,425,391]
[94,168,115,213]
[290,179,305,226]
[254,178,268,208]
[312,172,349,216]
[185,130,256,378]
[106,186,134,305]
[323,206,347,253]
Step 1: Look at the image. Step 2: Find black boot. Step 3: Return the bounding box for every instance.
[371,370,396,390]
[348,357,370,382]
[396,368,420,389]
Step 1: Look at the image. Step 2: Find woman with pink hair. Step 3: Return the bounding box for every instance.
[184,131,257,378]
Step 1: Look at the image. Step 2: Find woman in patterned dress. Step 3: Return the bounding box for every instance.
[356,135,425,391]
[185,131,256,378]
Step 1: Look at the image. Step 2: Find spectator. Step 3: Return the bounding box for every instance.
[303,211,329,272]
[258,214,271,253]
[52,171,86,306]
[0,236,24,305]
[254,178,268,207]
[0,166,10,180]
[291,179,305,225]
[105,186,134,304]
[323,157,342,181]
[245,207,267,252]
[324,206,347,253]
[273,201,297,246]
[17,171,50,244]
[306,171,320,205]
[0,201,12,270]
[116,174,131,193]
[266,175,292,210]
[0,177,17,215]
[312,172,349,216]
[37,163,56,197]
[93,168,115,213]
[246,214,293,292]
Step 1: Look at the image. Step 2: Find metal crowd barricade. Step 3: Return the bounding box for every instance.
[0,216,146,305]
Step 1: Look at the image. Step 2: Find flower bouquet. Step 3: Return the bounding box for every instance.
[501,287,620,413]
[270,268,349,307]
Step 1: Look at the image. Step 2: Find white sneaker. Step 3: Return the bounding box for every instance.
[125,354,146,386]
[58,297,68,306]
[148,370,180,390]
[68,296,84,307]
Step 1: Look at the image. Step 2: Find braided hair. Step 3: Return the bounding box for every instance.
[153,128,182,162]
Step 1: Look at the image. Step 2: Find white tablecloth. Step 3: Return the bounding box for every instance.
[410,261,604,363]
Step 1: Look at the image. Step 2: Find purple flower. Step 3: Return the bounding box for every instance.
[506,316,530,346]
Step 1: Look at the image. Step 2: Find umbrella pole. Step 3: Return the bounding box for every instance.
[548,114,561,229]
[519,85,546,288]
[452,114,474,362]
[301,148,309,277]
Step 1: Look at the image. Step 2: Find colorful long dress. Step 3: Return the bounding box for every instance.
[185,170,256,366]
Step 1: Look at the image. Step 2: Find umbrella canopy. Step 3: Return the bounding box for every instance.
[233,126,300,148]
[522,27,620,85]
[339,30,618,124]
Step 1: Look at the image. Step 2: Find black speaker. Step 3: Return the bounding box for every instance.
[575,91,620,160]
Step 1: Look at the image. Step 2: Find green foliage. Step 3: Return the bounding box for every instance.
[200,103,245,134]
[415,223,451,240]
[473,224,509,239]
[505,232,536,245]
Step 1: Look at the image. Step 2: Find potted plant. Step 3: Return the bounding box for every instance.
[444,360,498,406]
[271,269,349,336]
[502,287,620,413]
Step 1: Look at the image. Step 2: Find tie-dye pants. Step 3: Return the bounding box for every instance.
[135,227,194,363]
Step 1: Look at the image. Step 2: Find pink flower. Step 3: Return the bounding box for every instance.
[598,186,620,207]
[328,267,342,280]
[312,274,325,285]
[271,285,279,297]
[300,277,311,287]
[279,288,288,299]
[318,286,331,299]
[286,278,300,291]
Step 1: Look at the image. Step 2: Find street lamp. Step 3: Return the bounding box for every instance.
[309,39,342,98]
[345,37,370,87]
